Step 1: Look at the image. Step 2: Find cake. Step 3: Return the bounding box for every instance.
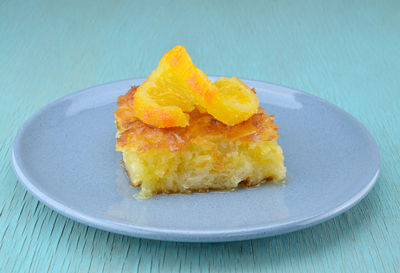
[114,46,286,198]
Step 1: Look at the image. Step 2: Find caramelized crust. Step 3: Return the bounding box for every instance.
[114,86,279,152]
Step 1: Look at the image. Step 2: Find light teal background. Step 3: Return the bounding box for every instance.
[1,0,399,272]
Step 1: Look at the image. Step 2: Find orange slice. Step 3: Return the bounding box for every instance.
[132,46,259,128]
[132,46,205,128]
[209,76,259,126]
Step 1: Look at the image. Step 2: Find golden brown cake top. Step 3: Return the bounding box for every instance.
[114,87,279,152]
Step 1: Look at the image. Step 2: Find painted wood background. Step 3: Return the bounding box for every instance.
[1,0,399,272]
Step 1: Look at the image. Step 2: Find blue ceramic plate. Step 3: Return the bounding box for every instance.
[11,77,379,242]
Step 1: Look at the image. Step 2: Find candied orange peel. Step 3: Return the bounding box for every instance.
[129,45,259,128]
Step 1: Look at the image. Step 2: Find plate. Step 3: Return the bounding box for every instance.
[11,77,380,242]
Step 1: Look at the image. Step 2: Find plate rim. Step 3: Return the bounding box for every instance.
[11,77,380,242]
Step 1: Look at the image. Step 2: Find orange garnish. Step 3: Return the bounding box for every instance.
[131,46,259,128]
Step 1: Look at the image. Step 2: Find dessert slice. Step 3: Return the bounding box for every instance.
[114,46,286,199]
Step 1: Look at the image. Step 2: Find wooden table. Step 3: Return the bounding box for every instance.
[1,0,399,272]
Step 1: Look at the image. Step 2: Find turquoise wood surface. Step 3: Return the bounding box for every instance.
[1,0,399,272]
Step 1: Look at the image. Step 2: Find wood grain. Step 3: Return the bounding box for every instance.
[0,0,399,272]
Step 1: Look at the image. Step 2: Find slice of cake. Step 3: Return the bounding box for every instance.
[114,46,286,199]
